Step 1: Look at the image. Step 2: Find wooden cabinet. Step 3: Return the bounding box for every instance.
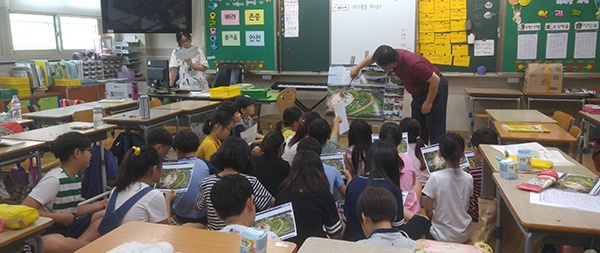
[48,84,106,102]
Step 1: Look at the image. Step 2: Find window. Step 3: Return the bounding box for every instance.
[10,13,57,50]
[60,17,99,50]
[9,13,99,52]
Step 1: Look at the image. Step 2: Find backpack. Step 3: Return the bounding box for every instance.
[110,130,146,165]
[81,145,119,199]
[98,187,153,235]
[200,158,221,175]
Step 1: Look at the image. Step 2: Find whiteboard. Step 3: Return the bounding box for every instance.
[330,0,417,64]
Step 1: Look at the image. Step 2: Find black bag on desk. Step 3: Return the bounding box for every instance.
[110,131,146,165]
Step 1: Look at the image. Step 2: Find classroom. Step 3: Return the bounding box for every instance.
[0,0,599,252]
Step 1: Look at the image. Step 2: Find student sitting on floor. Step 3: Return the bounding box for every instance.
[196,111,233,160]
[147,128,173,160]
[212,174,278,239]
[171,131,210,224]
[379,122,422,214]
[22,132,107,253]
[400,117,428,187]
[468,127,498,222]
[297,137,349,196]
[234,95,264,141]
[252,131,291,196]
[196,137,274,230]
[276,149,344,247]
[423,132,473,243]
[217,100,242,137]
[276,106,303,140]
[307,117,343,155]
[356,187,416,249]
[282,111,321,164]
[98,146,176,235]
[344,119,372,180]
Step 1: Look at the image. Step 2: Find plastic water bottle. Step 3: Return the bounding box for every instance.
[93,106,103,128]
[10,95,21,121]
[517,149,532,172]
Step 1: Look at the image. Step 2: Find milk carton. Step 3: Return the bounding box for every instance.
[500,159,518,180]
[240,227,267,253]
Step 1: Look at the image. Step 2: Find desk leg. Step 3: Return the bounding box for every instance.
[34,234,44,253]
[100,136,108,191]
[35,150,42,184]
[469,96,475,138]
[495,187,502,253]
[143,126,149,145]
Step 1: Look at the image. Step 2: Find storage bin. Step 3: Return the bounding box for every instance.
[54,79,82,87]
[209,86,241,98]
[241,88,271,99]
[0,77,30,96]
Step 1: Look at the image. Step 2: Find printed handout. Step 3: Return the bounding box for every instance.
[155,162,194,193]
[253,202,297,240]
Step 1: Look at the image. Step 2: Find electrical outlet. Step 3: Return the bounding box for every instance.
[262,75,272,80]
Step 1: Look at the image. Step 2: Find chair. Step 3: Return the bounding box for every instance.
[73,109,96,122]
[148,99,188,134]
[569,125,583,162]
[213,64,244,87]
[551,110,574,132]
[149,99,163,108]
[257,87,297,131]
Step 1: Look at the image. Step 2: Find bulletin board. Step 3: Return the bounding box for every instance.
[330,0,417,65]
[204,0,276,71]
[416,0,499,73]
[501,0,600,73]
[279,0,330,72]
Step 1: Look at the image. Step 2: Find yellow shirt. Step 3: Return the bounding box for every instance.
[281,128,295,141]
[196,135,221,160]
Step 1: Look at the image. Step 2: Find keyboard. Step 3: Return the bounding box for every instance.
[271,82,328,91]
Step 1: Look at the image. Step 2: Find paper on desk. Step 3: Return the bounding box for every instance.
[530,189,600,214]
[174,47,200,62]
[333,102,349,135]
[491,142,547,156]
[0,139,24,147]
[189,91,210,98]
[108,241,174,253]
[538,150,573,166]
[240,124,258,144]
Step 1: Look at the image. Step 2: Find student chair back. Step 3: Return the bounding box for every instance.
[214,64,244,87]
[149,99,163,108]
[257,87,297,131]
[73,109,96,123]
[551,110,574,132]
[569,125,583,162]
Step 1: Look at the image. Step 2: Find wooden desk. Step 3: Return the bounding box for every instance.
[102,109,181,142]
[492,121,576,144]
[493,173,600,253]
[298,237,410,253]
[154,100,220,125]
[0,140,45,181]
[486,109,556,123]
[0,217,53,252]
[524,92,587,110]
[75,221,297,253]
[578,111,600,152]
[22,104,94,125]
[464,88,523,138]
[84,99,139,115]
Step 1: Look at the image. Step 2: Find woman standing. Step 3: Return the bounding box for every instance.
[169,32,209,90]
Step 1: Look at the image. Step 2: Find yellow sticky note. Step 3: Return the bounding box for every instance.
[419,33,435,44]
[450,20,466,31]
[435,44,452,56]
[435,33,451,45]
[440,54,453,65]
[435,0,450,12]
[434,21,451,32]
[450,31,467,43]
[432,9,450,21]
[419,44,436,56]
[245,10,264,25]
[420,22,435,33]
[452,44,469,55]
[450,0,467,9]
[453,55,471,67]
[420,1,435,12]
[450,8,467,20]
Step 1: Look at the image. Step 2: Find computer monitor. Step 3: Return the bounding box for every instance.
[147,59,169,93]
[214,64,244,87]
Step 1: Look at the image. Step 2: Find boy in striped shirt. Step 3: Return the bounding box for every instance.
[22,132,107,253]
[467,128,498,222]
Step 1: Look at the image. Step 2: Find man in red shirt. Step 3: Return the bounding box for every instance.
[351,45,448,144]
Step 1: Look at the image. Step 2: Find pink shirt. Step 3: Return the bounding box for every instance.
[344,145,366,176]
[399,153,420,214]
[408,143,430,186]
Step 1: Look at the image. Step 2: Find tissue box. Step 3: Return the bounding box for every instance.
[500,159,518,180]
[240,227,267,253]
